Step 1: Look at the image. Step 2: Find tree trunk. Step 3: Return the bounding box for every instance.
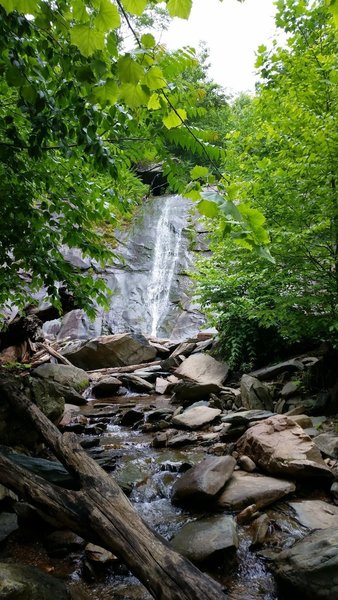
[0,383,227,600]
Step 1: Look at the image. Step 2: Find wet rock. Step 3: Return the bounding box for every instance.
[120,374,154,393]
[0,562,72,599]
[240,375,273,411]
[92,377,122,398]
[236,415,333,479]
[145,408,174,422]
[61,333,157,370]
[172,405,221,430]
[0,512,18,543]
[119,409,144,427]
[216,471,296,511]
[250,513,270,547]
[271,527,338,599]
[170,515,238,564]
[238,455,256,473]
[32,364,89,392]
[44,530,85,557]
[236,504,258,525]
[287,500,338,530]
[314,433,338,459]
[175,353,229,386]
[58,404,81,428]
[172,455,236,506]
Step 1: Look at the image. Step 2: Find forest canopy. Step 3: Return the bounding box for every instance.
[0,0,337,368]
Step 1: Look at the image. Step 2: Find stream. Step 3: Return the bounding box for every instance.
[1,389,311,600]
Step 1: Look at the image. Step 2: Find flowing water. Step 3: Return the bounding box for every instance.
[148,197,184,337]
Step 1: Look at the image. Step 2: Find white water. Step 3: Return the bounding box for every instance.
[148,196,183,337]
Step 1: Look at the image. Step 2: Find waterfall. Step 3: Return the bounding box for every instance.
[148,196,183,337]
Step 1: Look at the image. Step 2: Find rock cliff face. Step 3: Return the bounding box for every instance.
[44,195,207,340]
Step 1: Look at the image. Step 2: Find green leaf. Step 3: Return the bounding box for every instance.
[6,65,25,87]
[93,78,118,104]
[119,83,149,107]
[198,199,219,218]
[95,0,120,31]
[141,33,156,49]
[118,55,144,84]
[122,0,147,16]
[167,0,192,19]
[163,108,187,129]
[147,92,161,110]
[143,66,164,90]
[190,165,209,180]
[5,0,38,14]
[71,0,90,22]
[0,0,15,12]
[70,24,105,56]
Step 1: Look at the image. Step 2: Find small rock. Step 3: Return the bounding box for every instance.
[120,409,144,427]
[0,512,18,542]
[314,433,338,460]
[238,455,256,473]
[175,353,229,386]
[287,414,313,429]
[250,514,270,547]
[281,381,301,398]
[85,543,117,564]
[236,504,258,525]
[172,406,221,430]
[241,375,273,411]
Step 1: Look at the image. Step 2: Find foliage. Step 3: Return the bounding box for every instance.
[0,0,257,320]
[197,0,338,369]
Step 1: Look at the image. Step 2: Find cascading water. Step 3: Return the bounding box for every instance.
[148,196,183,337]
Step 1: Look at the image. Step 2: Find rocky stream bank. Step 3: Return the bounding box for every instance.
[0,331,337,600]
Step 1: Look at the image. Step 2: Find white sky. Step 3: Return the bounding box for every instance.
[161,0,279,94]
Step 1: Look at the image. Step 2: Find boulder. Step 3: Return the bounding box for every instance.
[236,415,333,479]
[0,374,65,447]
[92,377,122,398]
[271,527,338,599]
[221,409,274,425]
[314,433,338,459]
[172,456,236,506]
[171,380,220,405]
[61,333,157,370]
[32,364,89,392]
[240,375,273,411]
[175,353,228,386]
[170,515,238,564]
[0,562,72,600]
[287,500,338,530]
[0,446,74,488]
[216,471,296,511]
[172,406,221,430]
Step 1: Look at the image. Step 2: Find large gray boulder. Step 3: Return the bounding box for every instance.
[172,456,236,506]
[175,353,229,386]
[271,527,338,599]
[216,471,296,511]
[61,333,157,370]
[170,515,238,564]
[236,415,332,479]
[172,405,221,430]
[32,363,89,392]
[0,563,72,599]
[240,375,273,411]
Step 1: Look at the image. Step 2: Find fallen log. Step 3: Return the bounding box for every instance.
[88,360,162,379]
[0,382,227,600]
